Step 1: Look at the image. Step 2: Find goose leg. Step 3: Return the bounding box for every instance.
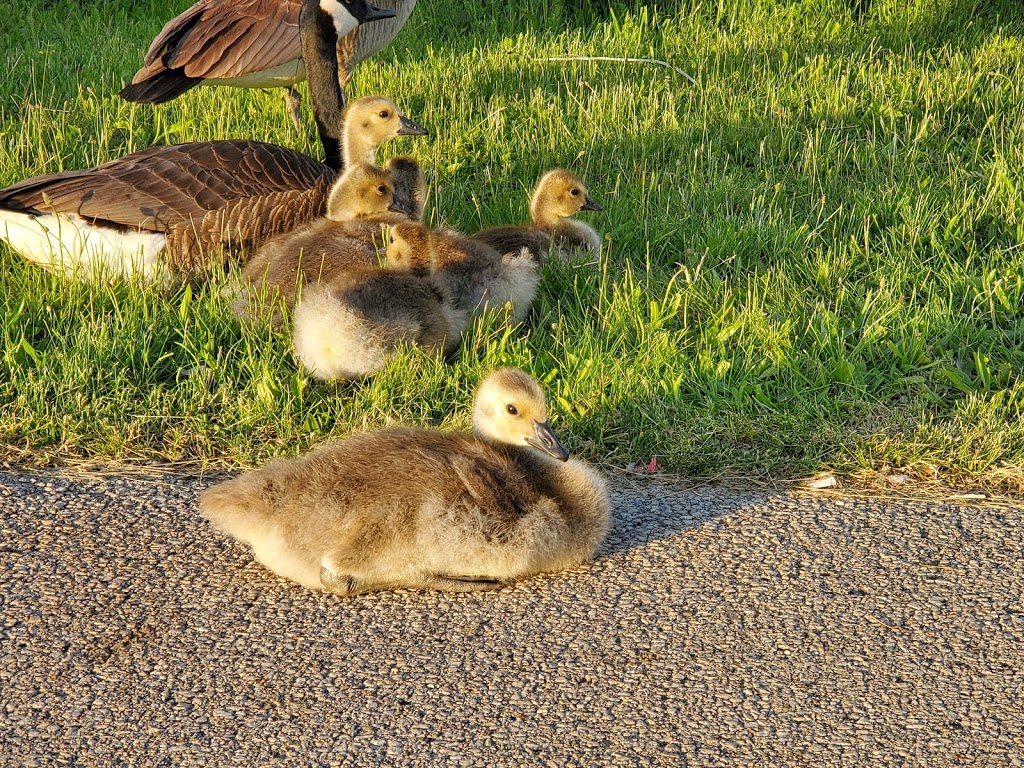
[284,87,303,130]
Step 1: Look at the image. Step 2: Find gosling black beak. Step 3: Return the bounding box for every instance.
[362,3,397,23]
[581,195,603,212]
[526,420,570,462]
[388,198,416,216]
[397,115,429,137]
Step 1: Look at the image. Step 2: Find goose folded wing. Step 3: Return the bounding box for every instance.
[165,0,302,80]
[0,141,332,233]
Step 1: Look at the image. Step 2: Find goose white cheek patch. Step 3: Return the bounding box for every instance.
[320,0,360,36]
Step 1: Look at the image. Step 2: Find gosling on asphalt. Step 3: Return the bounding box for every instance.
[199,368,610,595]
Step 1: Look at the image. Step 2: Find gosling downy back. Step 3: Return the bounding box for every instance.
[473,168,604,263]
[230,163,412,320]
[386,222,539,323]
[292,268,467,381]
[198,367,610,594]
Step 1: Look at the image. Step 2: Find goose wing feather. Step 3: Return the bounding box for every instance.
[141,0,301,81]
[0,141,332,234]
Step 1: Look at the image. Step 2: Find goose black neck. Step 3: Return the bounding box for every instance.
[300,0,347,173]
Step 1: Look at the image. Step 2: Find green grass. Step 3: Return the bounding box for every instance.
[2,0,1024,488]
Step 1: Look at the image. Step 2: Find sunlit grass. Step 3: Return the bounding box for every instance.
[2,0,1024,489]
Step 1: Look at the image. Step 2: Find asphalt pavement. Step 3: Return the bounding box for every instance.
[1,469,1021,766]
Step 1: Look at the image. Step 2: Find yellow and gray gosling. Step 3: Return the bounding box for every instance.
[342,95,428,168]
[472,169,603,263]
[199,368,610,595]
[320,155,425,244]
[386,221,538,323]
[291,266,466,381]
[229,163,414,322]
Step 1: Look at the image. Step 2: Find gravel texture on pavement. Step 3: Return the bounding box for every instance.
[1,469,1022,766]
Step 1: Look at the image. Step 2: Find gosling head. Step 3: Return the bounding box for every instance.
[326,163,413,222]
[343,96,428,167]
[529,169,603,227]
[385,221,434,273]
[385,156,425,221]
[472,368,570,462]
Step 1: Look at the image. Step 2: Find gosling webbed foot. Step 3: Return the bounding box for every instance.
[320,565,359,596]
[425,575,505,593]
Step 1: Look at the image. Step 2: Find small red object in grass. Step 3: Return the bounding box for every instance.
[646,456,657,474]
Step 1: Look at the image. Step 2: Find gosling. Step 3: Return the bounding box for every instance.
[292,267,466,381]
[199,368,610,595]
[473,169,603,263]
[384,155,425,221]
[231,163,412,321]
[386,222,538,323]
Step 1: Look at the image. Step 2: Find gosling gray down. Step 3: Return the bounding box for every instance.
[386,221,539,323]
[233,162,405,308]
[473,169,604,263]
[291,265,467,381]
[199,367,610,594]
[384,155,425,221]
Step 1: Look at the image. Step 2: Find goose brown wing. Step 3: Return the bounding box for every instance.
[162,0,301,80]
[0,141,332,234]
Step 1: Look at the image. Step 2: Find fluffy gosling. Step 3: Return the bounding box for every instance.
[230,163,412,321]
[473,169,603,263]
[291,267,466,381]
[386,222,538,323]
[199,368,610,594]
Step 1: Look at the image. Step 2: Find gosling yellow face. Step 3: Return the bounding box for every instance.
[472,369,569,461]
[531,169,603,224]
[344,96,428,143]
[385,222,433,273]
[327,164,410,220]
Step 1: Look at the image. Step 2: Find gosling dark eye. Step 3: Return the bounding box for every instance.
[505,404,518,416]
[377,185,387,194]
[570,188,580,196]
[379,110,390,119]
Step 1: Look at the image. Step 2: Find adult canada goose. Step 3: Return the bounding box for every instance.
[121,0,418,130]
[291,267,466,381]
[0,93,426,282]
[199,367,610,594]
[473,169,604,263]
[230,162,413,320]
[386,221,539,323]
